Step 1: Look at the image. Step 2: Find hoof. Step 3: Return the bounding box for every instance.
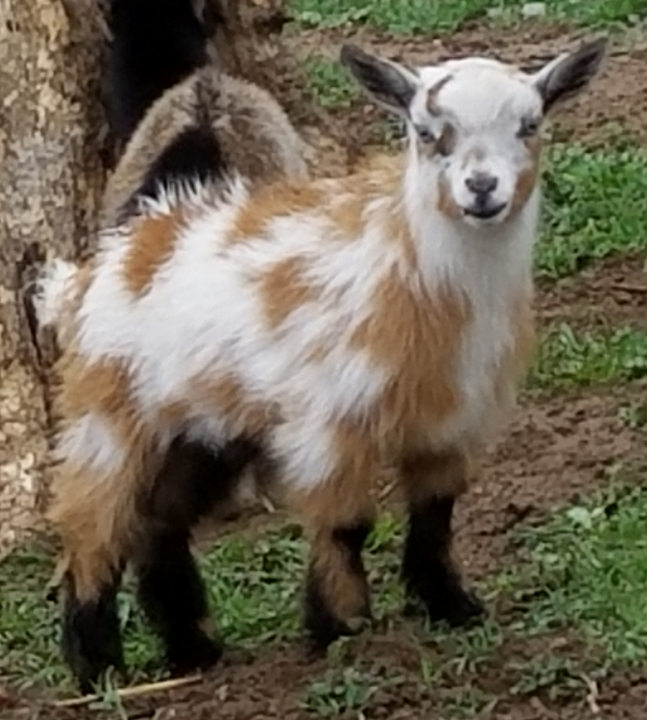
[168,632,223,676]
[427,587,485,627]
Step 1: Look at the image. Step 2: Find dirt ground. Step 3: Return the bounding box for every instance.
[4,16,647,720]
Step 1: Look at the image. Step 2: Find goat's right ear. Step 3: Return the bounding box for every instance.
[341,44,418,116]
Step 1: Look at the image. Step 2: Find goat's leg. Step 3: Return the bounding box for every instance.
[401,452,484,626]
[134,528,221,674]
[61,564,124,695]
[133,436,258,673]
[304,519,374,649]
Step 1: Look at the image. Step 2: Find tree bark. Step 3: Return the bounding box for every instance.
[0,0,288,557]
[0,0,108,557]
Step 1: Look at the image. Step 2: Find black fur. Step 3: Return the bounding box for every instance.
[61,574,124,695]
[133,435,260,673]
[304,520,372,650]
[106,0,210,143]
[134,528,222,673]
[402,496,484,626]
[126,126,228,214]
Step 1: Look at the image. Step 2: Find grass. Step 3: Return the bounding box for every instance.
[500,483,647,667]
[528,323,647,391]
[288,0,647,33]
[304,55,358,109]
[0,516,404,692]
[3,485,647,709]
[537,143,647,279]
[303,666,377,717]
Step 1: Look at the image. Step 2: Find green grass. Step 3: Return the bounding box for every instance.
[500,484,647,667]
[288,0,647,33]
[303,666,377,717]
[304,55,358,109]
[528,323,647,391]
[537,143,647,279]
[4,488,647,705]
[0,516,404,691]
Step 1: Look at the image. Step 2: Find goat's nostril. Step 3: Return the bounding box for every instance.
[465,175,498,195]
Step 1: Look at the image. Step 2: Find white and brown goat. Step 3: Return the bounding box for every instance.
[40,39,605,690]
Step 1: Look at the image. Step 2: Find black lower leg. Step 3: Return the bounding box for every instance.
[402,496,483,626]
[61,572,124,694]
[305,521,372,650]
[135,531,222,674]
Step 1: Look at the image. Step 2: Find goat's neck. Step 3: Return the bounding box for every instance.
[397,144,539,304]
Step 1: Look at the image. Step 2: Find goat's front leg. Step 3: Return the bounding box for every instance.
[288,462,375,650]
[401,451,484,626]
[304,518,374,649]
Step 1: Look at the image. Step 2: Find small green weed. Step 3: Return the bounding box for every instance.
[529,323,647,391]
[303,666,377,717]
[538,144,647,279]
[509,654,583,699]
[304,55,357,109]
[619,401,647,429]
[502,485,647,667]
[289,0,647,33]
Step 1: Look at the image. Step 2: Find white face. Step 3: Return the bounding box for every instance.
[341,40,606,228]
[410,60,544,226]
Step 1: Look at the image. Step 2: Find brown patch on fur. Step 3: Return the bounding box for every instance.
[328,194,366,240]
[258,257,316,329]
[195,373,280,437]
[123,211,183,296]
[435,123,457,158]
[351,268,471,448]
[286,422,376,620]
[49,354,152,601]
[426,75,452,116]
[437,175,462,220]
[310,527,370,621]
[511,137,542,215]
[401,450,470,503]
[227,183,322,244]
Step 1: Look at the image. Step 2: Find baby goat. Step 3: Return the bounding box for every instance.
[43,39,605,691]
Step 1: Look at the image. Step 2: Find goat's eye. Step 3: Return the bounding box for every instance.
[519,117,540,138]
[415,125,435,144]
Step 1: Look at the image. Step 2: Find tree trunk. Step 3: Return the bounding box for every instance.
[0,0,288,557]
[0,0,108,557]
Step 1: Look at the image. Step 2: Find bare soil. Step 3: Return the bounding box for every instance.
[4,17,647,720]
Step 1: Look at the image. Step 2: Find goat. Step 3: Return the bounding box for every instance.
[41,37,606,691]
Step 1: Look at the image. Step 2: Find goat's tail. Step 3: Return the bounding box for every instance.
[32,257,78,335]
[105,0,220,144]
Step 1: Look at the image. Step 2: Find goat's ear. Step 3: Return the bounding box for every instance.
[341,44,418,116]
[533,38,607,113]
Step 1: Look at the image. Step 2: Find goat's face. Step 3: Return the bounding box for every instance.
[342,40,606,228]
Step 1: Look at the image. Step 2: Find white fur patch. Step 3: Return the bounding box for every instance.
[33,257,77,329]
[57,414,126,476]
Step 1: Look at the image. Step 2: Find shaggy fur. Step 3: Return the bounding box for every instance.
[39,34,605,689]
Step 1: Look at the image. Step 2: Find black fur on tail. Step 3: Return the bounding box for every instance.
[106,0,214,144]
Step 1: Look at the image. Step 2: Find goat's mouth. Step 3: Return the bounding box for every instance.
[462,202,507,221]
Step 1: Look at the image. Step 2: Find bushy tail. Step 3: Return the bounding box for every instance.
[32,257,78,333]
[106,0,213,144]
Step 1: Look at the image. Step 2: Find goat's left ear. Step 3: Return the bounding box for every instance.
[533,38,607,113]
[341,44,419,116]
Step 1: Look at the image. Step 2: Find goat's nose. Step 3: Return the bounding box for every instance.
[465,174,498,196]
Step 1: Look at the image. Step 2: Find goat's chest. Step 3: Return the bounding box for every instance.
[386,286,533,454]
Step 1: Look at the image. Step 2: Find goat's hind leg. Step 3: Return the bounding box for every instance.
[401,452,484,627]
[60,564,124,695]
[51,473,131,693]
[134,436,257,674]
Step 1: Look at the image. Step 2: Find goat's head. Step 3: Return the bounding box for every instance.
[341,40,606,228]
